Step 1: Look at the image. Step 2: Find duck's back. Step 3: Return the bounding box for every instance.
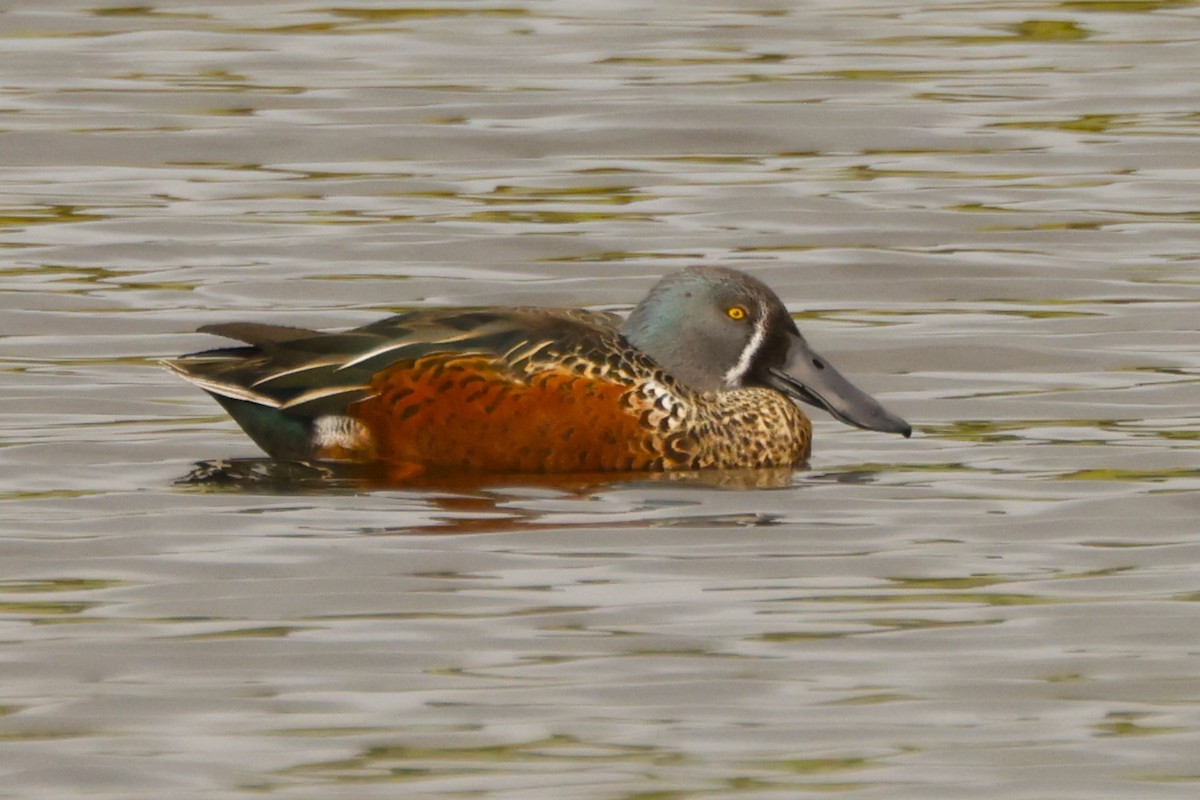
[165,307,734,475]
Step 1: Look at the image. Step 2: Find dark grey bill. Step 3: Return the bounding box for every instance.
[765,332,912,437]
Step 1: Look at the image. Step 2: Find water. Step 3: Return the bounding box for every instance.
[2,1,1200,797]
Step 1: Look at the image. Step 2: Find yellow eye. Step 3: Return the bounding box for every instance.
[726,306,748,321]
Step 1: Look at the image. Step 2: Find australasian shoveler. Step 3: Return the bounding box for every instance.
[164,266,910,479]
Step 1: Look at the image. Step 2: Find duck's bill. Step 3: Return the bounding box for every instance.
[766,333,911,438]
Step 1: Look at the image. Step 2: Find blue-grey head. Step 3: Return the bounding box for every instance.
[621,266,911,437]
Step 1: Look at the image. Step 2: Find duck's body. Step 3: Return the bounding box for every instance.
[165,267,909,478]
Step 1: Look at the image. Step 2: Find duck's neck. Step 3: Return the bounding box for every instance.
[622,305,725,393]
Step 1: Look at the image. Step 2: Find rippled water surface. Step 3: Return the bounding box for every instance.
[3,1,1200,798]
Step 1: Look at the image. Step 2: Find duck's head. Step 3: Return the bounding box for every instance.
[621,266,911,438]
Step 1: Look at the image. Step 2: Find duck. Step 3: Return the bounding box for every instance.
[164,265,910,478]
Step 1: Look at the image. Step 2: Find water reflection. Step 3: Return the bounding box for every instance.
[176,457,802,494]
[175,457,799,536]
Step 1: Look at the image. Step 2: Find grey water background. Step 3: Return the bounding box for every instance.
[2,0,1200,797]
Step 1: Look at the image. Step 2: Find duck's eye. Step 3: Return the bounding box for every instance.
[726,306,748,321]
